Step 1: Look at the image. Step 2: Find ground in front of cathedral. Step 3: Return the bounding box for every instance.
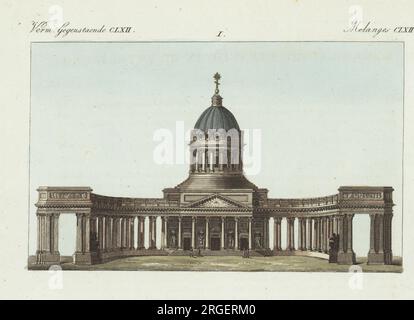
[28,256,402,272]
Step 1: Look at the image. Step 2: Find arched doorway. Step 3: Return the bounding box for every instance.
[59,214,76,260]
[353,214,371,263]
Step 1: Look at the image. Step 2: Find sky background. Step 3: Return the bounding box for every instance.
[30,42,403,257]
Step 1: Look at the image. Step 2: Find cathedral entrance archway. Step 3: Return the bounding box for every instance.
[210,237,221,250]
[240,237,248,250]
[183,237,191,250]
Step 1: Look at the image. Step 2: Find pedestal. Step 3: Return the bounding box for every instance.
[337,251,356,265]
[73,251,99,265]
[36,251,60,264]
[367,252,386,264]
[384,251,393,265]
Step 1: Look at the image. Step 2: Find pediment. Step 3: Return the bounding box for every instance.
[186,194,248,209]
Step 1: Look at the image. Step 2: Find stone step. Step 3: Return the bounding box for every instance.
[167,249,268,257]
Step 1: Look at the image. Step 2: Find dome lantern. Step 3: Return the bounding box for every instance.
[211,72,223,107]
[194,73,240,132]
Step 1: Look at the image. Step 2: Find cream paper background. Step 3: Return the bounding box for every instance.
[1,0,413,299]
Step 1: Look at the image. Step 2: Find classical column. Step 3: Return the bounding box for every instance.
[36,215,41,257]
[205,217,209,249]
[327,217,331,252]
[313,218,317,251]
[264,218,269,249]
[329,217,334,238]
[36,214,46,258]
[321,217,326,253]
[110,217,118,250]
[148,216,153,249]
[384,214,393,265]
[137,217,141,250]
[151,216,157,249]
[136,216,141,250]
[37,215,43,257]
[162,217,168,249]
[82,214,91,252]
[278,218,282,250]
[102,217,107,250]
[302,218,307,251]
[286,218,291,250]
[287,218,295,251]
[191,217,196,249]
[91,217,97,240]
[325,217,329,253]
[368,213,376,256]
[326,217,330,241]
[144,216,149,249]
[325,217,329,251]
[318,218,323,252]
[118,217,123,249]
[337,215,344,254]
[273,217,282,252]
[125,217,130,250]
[221,217,225,249]
[105,216,112,251]
[178,217,182,249]
[124,217,131,250]
[377,214,384,254]
[302,218,309,251]
[113,217,120,249]
[145,216,150,249]
[139,217,145,249]
[45,215,50,254]
[101,216,106,251]
[98,216,104,250]
[298,218,303,250]
[248,218,252,250]
[336,217,340,234]
[75,214,82,253]
[307,218,312,251]
[347,214,354,253]
[51,214,59,255]
[368,213,388,264]
[36,213,61,264]
[301,218,307,250]
[129,217,135,250]
[234,217,239,250]
[73,213,94,265]
[318,218,322,251]
[291,218,295,251]
[160,217,164,249]
[337,214,356,265]
[119,217,124,249]
[83,215,91,252]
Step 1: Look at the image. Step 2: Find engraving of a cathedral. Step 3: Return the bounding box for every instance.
[28,43,402,272]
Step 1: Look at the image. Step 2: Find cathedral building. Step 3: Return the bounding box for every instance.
[34,74,395,266]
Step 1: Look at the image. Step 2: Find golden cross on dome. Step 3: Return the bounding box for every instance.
[214,72,221,94]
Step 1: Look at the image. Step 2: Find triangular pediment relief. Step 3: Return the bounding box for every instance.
[186,194,248,209]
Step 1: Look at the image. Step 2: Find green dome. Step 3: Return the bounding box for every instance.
[194,73,240,131]
[194,103,240,131]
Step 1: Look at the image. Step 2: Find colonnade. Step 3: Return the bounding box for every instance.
[72,214,161,264]
[273,216,340,252]
[35,211,393,265]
